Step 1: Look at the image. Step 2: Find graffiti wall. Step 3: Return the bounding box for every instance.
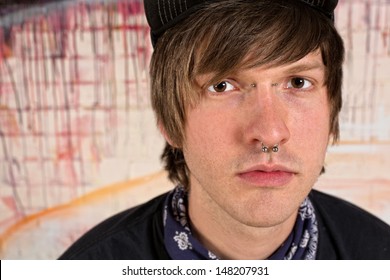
[0,0,389,259]
[320,0,390,227]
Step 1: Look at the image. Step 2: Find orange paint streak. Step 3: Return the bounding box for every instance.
[2,44,13,59]
[0,105,20,136]
[0,171,166,252]
[337,140,390,145]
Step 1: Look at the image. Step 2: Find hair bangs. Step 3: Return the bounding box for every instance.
[193,0,329,82]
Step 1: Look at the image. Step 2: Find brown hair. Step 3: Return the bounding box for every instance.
[150,0,345,188]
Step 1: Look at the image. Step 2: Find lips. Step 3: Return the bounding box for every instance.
[237,165,295,187]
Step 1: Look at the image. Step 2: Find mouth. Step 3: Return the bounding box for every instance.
[237,165,296,187]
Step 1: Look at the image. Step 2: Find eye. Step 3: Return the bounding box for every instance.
[286,77,312,89]
[207,81,235,93]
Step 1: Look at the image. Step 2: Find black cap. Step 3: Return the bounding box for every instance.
[144,0,338,46]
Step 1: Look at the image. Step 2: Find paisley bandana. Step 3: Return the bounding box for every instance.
[163,185,318,260]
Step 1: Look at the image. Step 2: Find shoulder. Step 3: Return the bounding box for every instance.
[59,192,169,260]
[310,189,390,259]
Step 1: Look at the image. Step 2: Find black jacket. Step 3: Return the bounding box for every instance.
[59,190,390,259]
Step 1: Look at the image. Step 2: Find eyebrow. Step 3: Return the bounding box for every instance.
[282,61,325,74]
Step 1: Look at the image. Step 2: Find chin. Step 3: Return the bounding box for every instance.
[227,197,300,228]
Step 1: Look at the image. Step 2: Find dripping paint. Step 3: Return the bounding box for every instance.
[0,0,389,259]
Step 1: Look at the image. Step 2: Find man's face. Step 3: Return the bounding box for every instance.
[183,50,330,228]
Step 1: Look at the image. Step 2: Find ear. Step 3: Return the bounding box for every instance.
[157,121,179,148]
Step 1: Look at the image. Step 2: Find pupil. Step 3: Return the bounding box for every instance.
[214,82,227,92]
[292,78,304,88]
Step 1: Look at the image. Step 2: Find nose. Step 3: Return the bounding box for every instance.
[244,87,290,149]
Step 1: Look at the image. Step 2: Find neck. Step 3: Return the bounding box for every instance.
[188,187,297,260]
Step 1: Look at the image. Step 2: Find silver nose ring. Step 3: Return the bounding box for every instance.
[262,143,279,153]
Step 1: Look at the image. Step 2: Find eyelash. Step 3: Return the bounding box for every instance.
[206,77,314,96]
[284,77,313,90]
[207,80,237,95]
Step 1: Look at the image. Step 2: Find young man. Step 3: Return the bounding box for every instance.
[60,0,390,259]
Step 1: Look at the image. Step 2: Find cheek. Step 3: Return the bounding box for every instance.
[185,107,238,150]
[292,91,330,135]
[295,112,329,141]
[183,107,239,176]
[292,102,330,165]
